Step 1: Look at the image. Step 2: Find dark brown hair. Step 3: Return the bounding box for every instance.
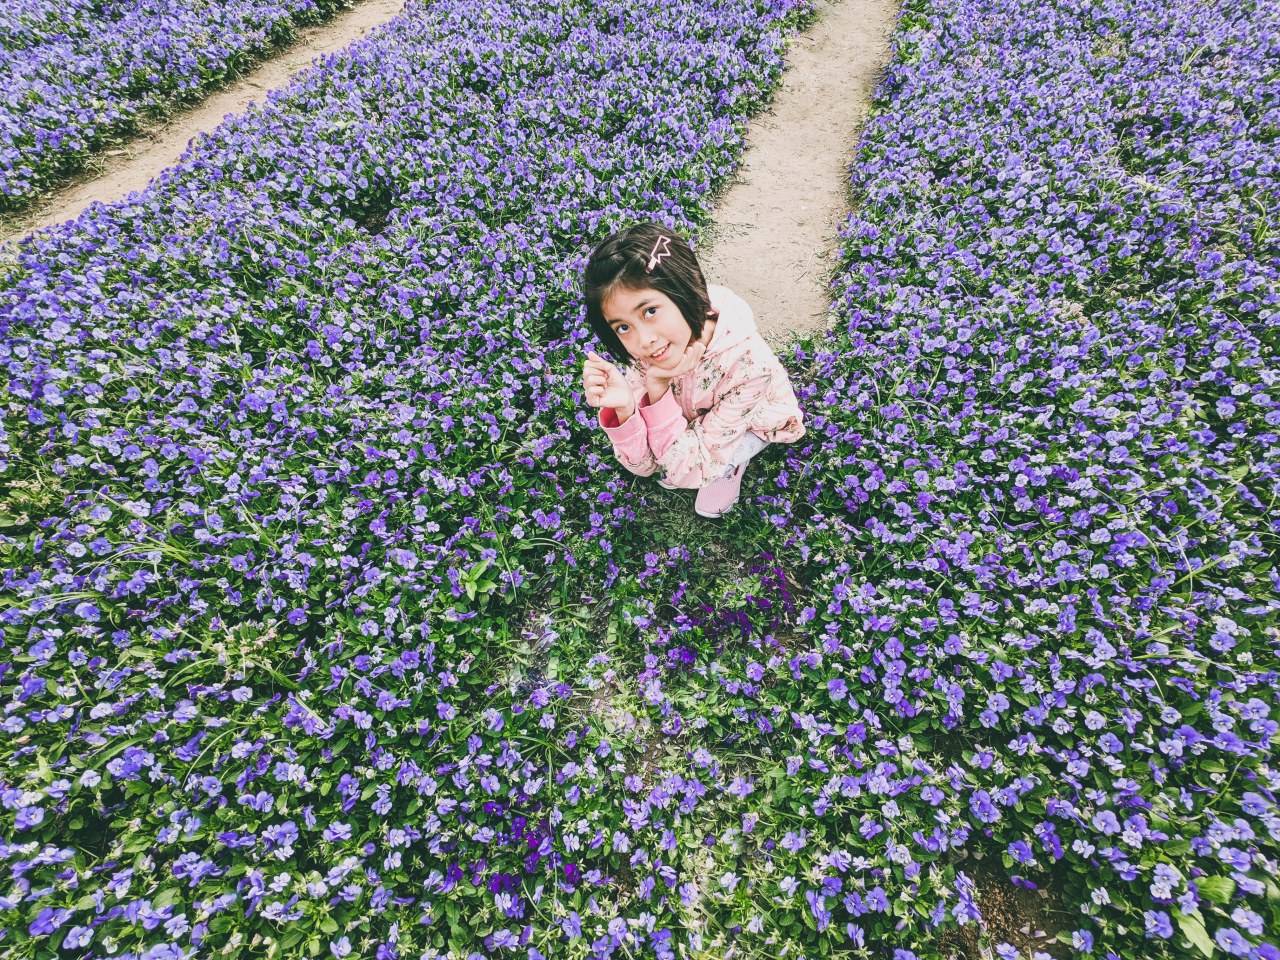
[582,220,716,366]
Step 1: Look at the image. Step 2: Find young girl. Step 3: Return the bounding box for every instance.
[579,220,806,518]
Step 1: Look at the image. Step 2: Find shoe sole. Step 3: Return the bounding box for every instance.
[694,499,738,518]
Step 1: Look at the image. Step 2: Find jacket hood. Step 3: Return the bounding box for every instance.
[705,284,759,358]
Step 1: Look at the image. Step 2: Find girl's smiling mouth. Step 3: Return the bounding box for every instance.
[651,344,670,361]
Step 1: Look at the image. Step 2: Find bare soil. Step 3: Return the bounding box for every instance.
[938,855,1075,959]
[695,0,901,349]
[0,0,406,250]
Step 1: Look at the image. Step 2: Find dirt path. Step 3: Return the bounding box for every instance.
[696,0,900,347]
[0,0,407,250]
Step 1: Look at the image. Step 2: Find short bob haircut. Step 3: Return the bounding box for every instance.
[582,220,717,367]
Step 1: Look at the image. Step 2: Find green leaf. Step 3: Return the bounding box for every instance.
[320,916,339,935]
[1197,876,1235,905]
[1176,910,1215,958]
[153,887,182,909]
[280,927,307,949]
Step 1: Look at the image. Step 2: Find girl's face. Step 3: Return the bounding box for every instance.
[601,285,695,370]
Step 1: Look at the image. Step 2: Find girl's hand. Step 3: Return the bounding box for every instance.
[645,340,706,394]
[582,352,634,413]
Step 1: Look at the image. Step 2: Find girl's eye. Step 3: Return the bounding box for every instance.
[615,307,656,335]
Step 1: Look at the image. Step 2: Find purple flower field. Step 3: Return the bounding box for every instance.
[0,0,355,210]
[1,0,1277,955]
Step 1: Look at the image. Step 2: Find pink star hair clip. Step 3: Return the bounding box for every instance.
[645,236,672,273]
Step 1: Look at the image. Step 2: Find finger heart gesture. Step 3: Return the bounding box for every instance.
[581,351,634,412]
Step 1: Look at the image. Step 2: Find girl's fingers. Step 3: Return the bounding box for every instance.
[584,353,624,388]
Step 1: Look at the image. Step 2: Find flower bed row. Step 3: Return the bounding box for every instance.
[0,0,816,956]
[0,0,356,211]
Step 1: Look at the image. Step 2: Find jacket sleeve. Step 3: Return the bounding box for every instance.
[597,372,661,477]
[646,353,775,488]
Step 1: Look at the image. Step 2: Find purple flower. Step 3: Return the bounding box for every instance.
[970,790,1000,824]
[62,926,93,949]
[1143,910,1173,939]
[28,906,72,936]
[1092,811,1120,835]
[1214,928,1252,957]
[1007,840,1035,865]
[560,911,582,940]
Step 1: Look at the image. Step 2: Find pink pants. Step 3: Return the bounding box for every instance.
[659,432,770,489]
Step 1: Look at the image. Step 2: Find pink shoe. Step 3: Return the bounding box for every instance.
[657,476,679,490]
[695,462,746,518]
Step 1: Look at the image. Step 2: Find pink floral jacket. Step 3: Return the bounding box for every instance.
[597,284,806,487]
